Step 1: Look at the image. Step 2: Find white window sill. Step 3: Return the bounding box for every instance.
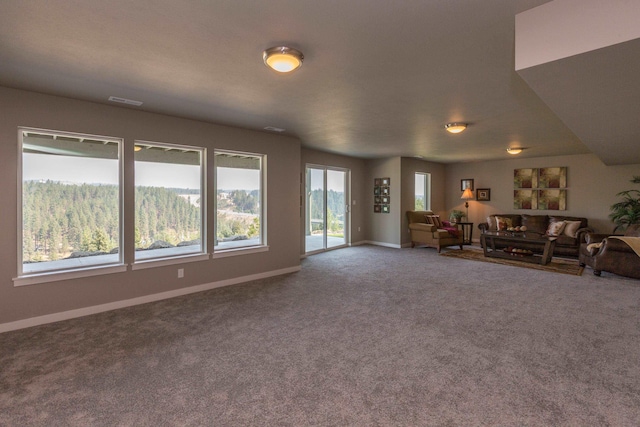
[211,245,269,259]
[131,253,210,270]
[14,264,127,287]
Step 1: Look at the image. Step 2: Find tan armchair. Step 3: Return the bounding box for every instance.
[406,210,463,252]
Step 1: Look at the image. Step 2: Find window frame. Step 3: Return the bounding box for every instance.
[132,140,208,266]
[15,127,125,285]
[213,149,267,254]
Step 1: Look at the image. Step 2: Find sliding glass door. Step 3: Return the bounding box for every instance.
[305,165,349,253]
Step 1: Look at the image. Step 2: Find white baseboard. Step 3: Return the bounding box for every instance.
[349,240,368,246]
[363,240,402,249]
[0,265,301,334]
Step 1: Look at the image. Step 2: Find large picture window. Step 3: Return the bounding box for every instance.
[215,151,265,250]
[134,141,205,261]
[19,128,123,276]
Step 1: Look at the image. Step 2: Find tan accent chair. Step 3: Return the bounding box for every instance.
[406,210,463,252]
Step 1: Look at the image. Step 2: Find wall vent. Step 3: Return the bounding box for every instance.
[108,96,143,106]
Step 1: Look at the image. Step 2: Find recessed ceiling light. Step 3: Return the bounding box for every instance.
[445,123,467,134]
[264,126,286,132]
[263,46,304,73]
[108,96,143,106]
[506,147,524,155]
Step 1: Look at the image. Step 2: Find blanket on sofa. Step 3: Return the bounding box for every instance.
[611,236,640,257]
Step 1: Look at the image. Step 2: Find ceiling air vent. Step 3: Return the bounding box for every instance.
[263,126,285,132]
[108,96,143,106]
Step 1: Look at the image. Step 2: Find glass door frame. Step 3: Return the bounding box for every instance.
[304,164,350,254]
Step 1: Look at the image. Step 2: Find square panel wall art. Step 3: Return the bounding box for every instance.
[374,177,390,213]
[513,167,567,210]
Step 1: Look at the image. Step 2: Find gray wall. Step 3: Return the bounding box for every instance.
[366,157,402,246]
[0,87,301,325]
[445,153,640,238]
[300,148,368,252]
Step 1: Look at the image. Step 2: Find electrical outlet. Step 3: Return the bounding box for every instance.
[178,268,184,278]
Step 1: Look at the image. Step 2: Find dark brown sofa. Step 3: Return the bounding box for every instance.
[478,214,592,257]
[579,224,640,278]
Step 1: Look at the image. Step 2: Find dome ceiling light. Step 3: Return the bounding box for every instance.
[506,147,525,155]
[263,46,304,73]
[445,123,467,134]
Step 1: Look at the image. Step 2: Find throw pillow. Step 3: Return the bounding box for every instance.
[546,221,566,236]
[563,220,582,238]
[495,216,513,231]
[425,214,442,228]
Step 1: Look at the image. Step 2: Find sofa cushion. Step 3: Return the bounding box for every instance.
[563,220,582,238]
[486,214,522,231]
[546,221,566,236]
[409,223,435,232]
[555,235,577,246]
[522,215,548,234]
[549,215,588,229]
[495,216,513,231]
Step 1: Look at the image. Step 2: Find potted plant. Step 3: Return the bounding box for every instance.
[449,209,465,224]
[609,176,640,233]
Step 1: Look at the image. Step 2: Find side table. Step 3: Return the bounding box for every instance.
[456,222,473,245]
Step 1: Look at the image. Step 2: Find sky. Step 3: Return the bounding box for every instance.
[308,168,346,191]
[23,154,260,191]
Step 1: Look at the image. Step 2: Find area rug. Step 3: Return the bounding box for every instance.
[440,249,584,276]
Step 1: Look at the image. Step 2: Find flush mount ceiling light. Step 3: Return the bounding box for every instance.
[506,147,525,155]
[263,46,304,73]
[445,123,467,134]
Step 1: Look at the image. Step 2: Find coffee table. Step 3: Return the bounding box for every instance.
[481,232,557,265]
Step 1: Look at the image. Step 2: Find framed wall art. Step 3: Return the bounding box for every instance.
[513,167,567,210]
[374,177,391,213]
[461,179,474,191]
[514,190,537,210]
[538,167,567,188]
[476,188,491,201]
[514,168,538,189]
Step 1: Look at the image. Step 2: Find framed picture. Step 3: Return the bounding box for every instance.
[381,195,390,204]
[382,186,390,195]
[374,178,382,186]
[382,177,390,186]
[538,167,567,188]
[514,189,537,210]
[514,168,538,189]
[476,188,491,201]
[382,205,390,213]
[374,196,382,204]
[461,179,474,191]
[374,186,381,195]
[538,189,566,210]
[374,204,382,213]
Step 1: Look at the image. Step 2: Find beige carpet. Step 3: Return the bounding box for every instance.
[440,248,584,275]
[2,245,639,426]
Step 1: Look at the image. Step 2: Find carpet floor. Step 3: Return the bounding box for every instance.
[1,245,639,426]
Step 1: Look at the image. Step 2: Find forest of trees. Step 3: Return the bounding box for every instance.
[22,181,264,263]
[309,189,345,234]
[22,181,202,263]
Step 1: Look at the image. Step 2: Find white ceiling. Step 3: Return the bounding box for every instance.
[0,0,634,164]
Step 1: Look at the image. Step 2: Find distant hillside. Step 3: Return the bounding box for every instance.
[23,181,200,262]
